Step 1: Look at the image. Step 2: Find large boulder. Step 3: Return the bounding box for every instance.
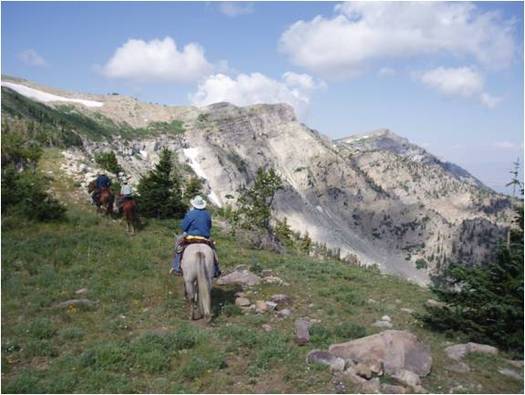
[328,330,432,376]
[216,269,261,287]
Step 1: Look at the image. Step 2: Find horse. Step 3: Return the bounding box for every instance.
[88,181,114,216]
[181,243,215,323]
[121,198,137,234]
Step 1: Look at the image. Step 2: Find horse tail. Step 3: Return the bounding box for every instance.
[196,251,211,319]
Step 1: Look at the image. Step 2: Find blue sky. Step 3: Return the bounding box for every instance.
[2,1,523,193]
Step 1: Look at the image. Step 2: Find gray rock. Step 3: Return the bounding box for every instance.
[235,297,251,307]
[373,320,393,328]
[381,384,407,394]
[271,294,290,305]
[401,308,415,314]
[217,270,261,287]
[262,324,272,332]
[343,366,368,385]
[505,359,524,369]
[353,362,373,379]
[75,288,88,295]
[444,342,498,361]
[277,308,292,319]
[381,315,392,321]
[261,269,273,277]
[306,350,345,372]
[295,318,311,345]
[329,330,432,377]
[265,301,278,311]
[392,368,421,389]
[425,299,446,309]
[467,342,498,355]
[255,300,268,313]
[444,344,468,361]
[498,368,523,381]
[358,377,381,394]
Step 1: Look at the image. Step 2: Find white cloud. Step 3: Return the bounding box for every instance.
[378,67,396,77]
[101,37,212,83]
[219,2,254,17]
[480,92,502,109]
[494,141,520,150]
[418,66,501,108]
[190,72,323,118]
[279,2,517,79]
[18,49,47,67]
[419,67,483,97]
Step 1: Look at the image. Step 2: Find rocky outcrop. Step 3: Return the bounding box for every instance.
[3,77,514,284]
[329,330,432,376]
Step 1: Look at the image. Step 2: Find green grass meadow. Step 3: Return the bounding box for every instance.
[1,150,523,393]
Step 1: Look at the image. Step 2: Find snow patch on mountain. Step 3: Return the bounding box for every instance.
[1,81,104,107]
[183,147,222,207]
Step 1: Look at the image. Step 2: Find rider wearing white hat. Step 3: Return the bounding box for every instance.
[171,195,221,277]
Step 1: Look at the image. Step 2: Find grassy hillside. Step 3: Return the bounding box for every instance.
[1,88,185,147]
[1,150,523,393]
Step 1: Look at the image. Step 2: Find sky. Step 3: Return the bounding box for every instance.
[2,1,524,193]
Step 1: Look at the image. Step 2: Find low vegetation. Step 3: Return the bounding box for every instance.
[1,149,523,393]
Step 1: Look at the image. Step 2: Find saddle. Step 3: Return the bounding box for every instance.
[183,235,215,248]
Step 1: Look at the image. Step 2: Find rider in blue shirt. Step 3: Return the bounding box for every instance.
[171,195,221,277]
[92,173,112,204]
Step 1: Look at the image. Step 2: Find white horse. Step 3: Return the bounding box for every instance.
[181,243,215,322]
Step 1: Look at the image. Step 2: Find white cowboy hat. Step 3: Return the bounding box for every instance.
[190,195,207,209]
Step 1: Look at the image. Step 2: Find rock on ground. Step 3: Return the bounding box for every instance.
[444,342,498,361]
[277,308,292,319]
[373,320,393,328]
[498,368,523,381]
[235,297,251,307]
[270,294,290,306]
[381,384,407,393]
[295,318,311,345]
[306,350,345,372]
[392,368,421,389]
[329,330,432,376]
[217,269,261,287]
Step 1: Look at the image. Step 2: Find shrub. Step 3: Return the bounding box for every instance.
[236,167,283,232]
[94,151,122,176]
[415,258,428,269]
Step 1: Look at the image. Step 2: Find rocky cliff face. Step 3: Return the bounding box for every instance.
[2,77,513,285]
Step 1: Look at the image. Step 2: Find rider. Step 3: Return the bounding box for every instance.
[118,176,133,213]
[92,172,112,205]
[171,195,221,278]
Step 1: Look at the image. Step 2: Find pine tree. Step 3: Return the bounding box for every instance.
[136,148,186,219]
[421,196,524,356]
[237,167,283,232]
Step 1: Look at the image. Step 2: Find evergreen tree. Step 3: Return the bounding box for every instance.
[421,201,524,356]
[94,151,122,176]
[237,167,283,232]
[136,148,186,219]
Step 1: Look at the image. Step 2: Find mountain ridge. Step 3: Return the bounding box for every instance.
[1,76,514,285]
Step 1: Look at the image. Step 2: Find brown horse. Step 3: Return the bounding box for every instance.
[88,181,114,216]
[121,198,137,234]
